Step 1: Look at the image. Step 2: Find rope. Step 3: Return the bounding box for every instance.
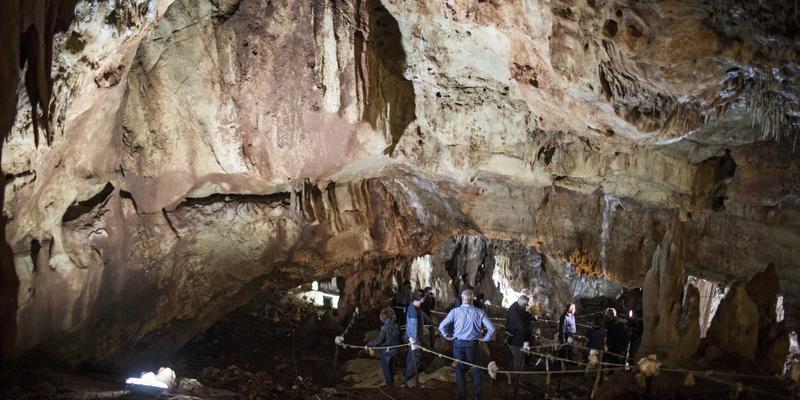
[336,300,790,396]
[662,369,792,400]
[566,342,632,364]
[660,368,788,382]
[336,339,626,376]
[521,347,628,369]
[338,342,409,351]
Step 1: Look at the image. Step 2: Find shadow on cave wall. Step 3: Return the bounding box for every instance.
[357,0,416,156]
[0,0,79,362]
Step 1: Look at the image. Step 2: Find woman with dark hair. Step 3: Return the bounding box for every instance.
[367,306,402,387]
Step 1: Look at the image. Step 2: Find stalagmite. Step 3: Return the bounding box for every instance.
[0,0,798,398]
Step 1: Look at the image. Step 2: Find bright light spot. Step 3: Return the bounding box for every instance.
[126,372,168,389]
[491,254,525,308]
[628,310,634,318]
[777,295,785,322]
[297,281,339,309]
[409,254,433,289]
[686,275,728,338]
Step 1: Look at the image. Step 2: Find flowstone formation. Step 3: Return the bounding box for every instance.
[1,0,798,373]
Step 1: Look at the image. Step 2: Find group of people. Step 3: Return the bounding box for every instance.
[366,282,641,400]
[370,283,495,399]
[368,282,436,387]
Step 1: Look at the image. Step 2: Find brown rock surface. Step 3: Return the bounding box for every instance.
[0,0,798,368]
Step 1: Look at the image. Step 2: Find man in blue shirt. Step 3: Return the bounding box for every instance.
[558,303,577,360]
[438,289,496,400]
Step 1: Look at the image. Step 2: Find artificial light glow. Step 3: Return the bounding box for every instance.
[628,310,634,318]
[125,372,168,389]
[297,280,339,309]
[491,254,525,308]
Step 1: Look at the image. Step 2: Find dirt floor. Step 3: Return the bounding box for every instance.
[1,292,796,399]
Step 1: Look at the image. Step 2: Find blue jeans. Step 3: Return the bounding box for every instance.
[381,348,399,386]
[454,339,482,400]
[404,348,423,382]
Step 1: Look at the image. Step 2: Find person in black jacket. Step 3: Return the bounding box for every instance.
[584,316,606,371]
[505,295,533,373]
[605,308,630,366]
[393,280,412,323]
[586,316,606,351]
[420,287,437,349]
[367,306,403,387]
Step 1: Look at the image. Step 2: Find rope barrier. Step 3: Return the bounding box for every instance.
[334,339,627,377]
[335,299,792,398]
[521,347,628,369]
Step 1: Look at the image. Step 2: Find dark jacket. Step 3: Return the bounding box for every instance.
[420,295,435,317]
[505,302,532,346]
[606,318,629,352]
[558,313,576,343]
[368,320,401,348]
[586,326,606,350]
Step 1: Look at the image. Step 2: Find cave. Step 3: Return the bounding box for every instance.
[1,0,799,399]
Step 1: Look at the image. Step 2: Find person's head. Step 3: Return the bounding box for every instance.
[606,307,617,318]
[379,306,396,323]
[461,289,475,305]
[403,280,411,289]
[412,289,425,306]
[424,287,435,298]
[566,303,576,315]
[517,295,530,308]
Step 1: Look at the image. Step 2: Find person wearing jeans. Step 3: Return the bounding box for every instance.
[368,306,402,387]
[438,289,496,400]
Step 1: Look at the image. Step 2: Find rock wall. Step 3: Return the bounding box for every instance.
[1,0,798,367]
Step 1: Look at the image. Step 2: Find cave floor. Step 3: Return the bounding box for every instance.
[1,293,794,399]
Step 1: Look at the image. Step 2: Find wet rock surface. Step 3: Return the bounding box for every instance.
[0,0,798,391]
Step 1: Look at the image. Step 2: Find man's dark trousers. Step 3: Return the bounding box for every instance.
[404,348,422,382]
[454,339,482,400]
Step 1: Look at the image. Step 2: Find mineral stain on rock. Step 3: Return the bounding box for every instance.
[0,0,799,398]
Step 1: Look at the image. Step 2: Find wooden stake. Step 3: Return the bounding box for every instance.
[333,345,340,385]
[591,352,603,398]
[545,355,551,392]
